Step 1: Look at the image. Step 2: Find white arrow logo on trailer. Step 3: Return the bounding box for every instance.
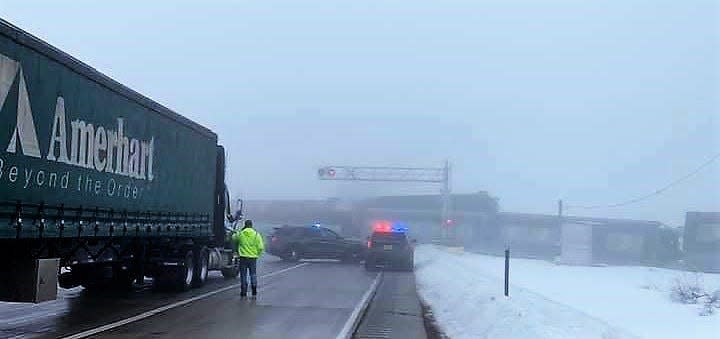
[0,52,41,158]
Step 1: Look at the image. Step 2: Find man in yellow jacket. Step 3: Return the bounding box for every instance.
[232,219,265,297]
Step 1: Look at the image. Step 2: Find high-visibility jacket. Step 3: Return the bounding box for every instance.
[232,227,265,258]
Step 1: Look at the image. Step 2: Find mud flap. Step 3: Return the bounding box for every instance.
[0,258,59,303]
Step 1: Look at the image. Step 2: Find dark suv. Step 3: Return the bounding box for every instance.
[365,229,415,271]
[267,225,365,263]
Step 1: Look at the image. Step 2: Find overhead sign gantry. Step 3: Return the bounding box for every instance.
[317,162,452,238]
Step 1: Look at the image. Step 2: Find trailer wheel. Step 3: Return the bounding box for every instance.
[113,266,135,291]
[174,250,195,291]
[81,282,105,292]
[192,247,209,287]
[221,265,240,279]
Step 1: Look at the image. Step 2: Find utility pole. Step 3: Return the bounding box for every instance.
[557,199,563,218]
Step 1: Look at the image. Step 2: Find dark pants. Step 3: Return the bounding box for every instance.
[238,257,258,290]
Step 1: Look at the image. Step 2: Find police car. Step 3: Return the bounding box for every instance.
[364,221,415,271]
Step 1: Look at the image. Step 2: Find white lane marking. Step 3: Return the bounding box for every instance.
[60,263,309,339]
[336,272,382,339]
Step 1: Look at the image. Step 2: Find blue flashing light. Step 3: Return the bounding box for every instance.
[391,222,409,233]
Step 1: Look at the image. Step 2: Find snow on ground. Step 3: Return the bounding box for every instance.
[415,245,720,339]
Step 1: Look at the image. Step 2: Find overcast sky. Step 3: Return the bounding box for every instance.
[2,0,718,225]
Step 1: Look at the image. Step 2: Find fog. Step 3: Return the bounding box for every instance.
[2,0,718,226]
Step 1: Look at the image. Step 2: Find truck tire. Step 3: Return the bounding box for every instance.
[192,247,209,287]
[82,277,131,293]
[152,266,176,291]
[174,250,195,291]
[81,282,105,293]
[81,265,127,292]
[59,272,80,289]
[113,266,135,291]
[221,265,240,279]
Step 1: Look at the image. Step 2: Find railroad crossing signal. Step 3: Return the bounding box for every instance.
[318,167,336,179]
[317,165,446,183]
[317,162,453,240]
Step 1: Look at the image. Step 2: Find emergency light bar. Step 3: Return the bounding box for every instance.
[372,220,408,233]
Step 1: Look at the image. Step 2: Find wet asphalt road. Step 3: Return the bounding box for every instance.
[0,257,380,339]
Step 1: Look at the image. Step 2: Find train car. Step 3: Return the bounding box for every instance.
[559,217,680,266]
[683,212,720,272]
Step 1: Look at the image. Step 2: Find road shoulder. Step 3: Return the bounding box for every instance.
[354,271,428,339]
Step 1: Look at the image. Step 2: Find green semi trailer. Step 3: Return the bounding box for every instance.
[0,19,241,302]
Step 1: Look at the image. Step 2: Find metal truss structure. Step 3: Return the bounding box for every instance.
[317,162,452,238]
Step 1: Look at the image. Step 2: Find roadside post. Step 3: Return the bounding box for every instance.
[504,248,510,297]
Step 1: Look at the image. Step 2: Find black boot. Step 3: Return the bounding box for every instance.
[251,285,257,296]
[240,286,247,298]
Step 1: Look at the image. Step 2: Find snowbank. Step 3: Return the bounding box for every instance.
[415,245,720,339]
